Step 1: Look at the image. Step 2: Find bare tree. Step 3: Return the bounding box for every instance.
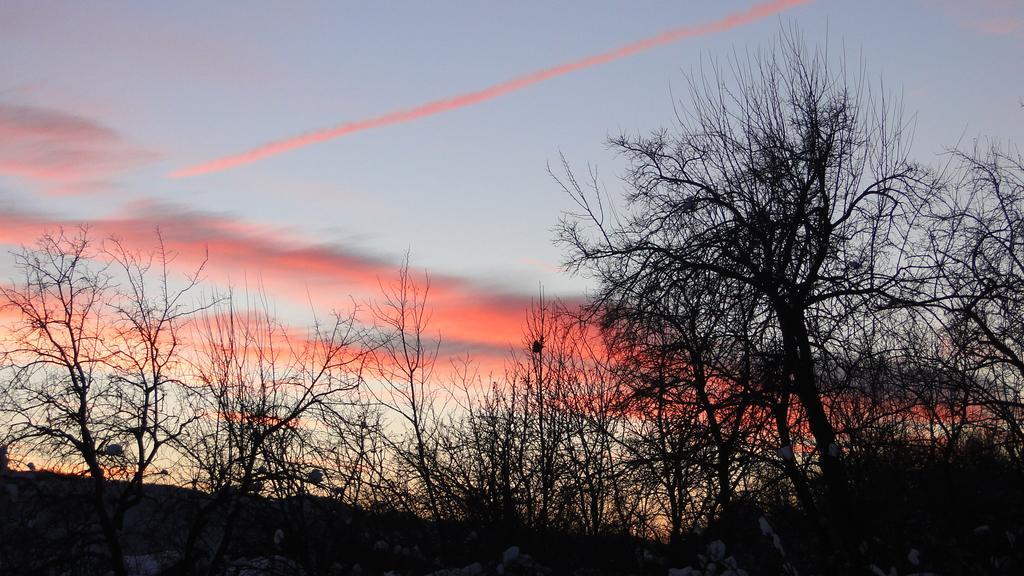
[553,308,628,536]
[315,393,392,509]
[370,258,444,520]
[442,360,529,531]
[508,294,572,531]
[177,289,366,575]
[914,142,1024,467]
[557,30,931,561]
[0,229,205,576]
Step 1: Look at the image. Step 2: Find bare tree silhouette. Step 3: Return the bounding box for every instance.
[0,229,206,576]
[557,30,933,564]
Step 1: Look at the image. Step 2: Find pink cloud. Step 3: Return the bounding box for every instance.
[0,203,577,359]
[967,17,1023,36]
[923,0,1024,38]
[0,103,155,193]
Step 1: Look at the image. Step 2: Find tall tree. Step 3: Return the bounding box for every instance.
[915,143,1024,467]
[370,259,444,520]
[0,229,206,576]
[557,31,931,554]
[178,289,365,575]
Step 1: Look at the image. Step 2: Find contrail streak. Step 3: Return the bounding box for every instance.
[171,0,811,178]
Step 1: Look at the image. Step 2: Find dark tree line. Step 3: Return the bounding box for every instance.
[1,31,1023,576]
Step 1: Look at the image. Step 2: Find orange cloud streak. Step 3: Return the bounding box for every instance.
[0,205,566,370]
[171,0,812,178]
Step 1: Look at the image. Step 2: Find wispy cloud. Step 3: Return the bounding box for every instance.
[0,102,155,194]
[923,0,1024,38]
[171,0,812,178]
[966,17,1023,37]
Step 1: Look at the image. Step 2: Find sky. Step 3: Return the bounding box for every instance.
[1,0,1022,368]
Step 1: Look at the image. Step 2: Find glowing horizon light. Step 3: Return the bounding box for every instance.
[170,0,812,178]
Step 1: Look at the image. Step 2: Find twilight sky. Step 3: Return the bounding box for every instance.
[1,0,1022,365]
